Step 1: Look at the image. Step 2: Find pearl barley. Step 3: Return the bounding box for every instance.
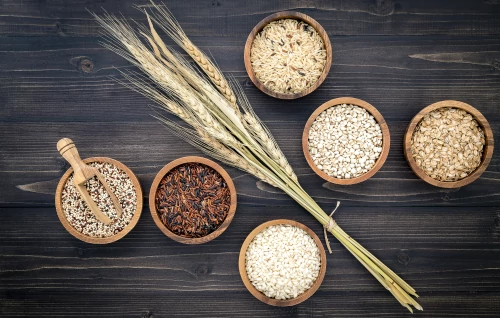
[308,104,383,179]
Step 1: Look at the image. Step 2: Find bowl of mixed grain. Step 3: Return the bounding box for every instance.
[149,156,237,244]
[302,97,391,185]
[55,157,143,244]
[404,100,494,188]
[239,219,327,306]
[244,11,332,99]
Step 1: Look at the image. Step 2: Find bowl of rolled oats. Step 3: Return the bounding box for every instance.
[404,100,494,188]
[302,97,391,185]
[239,219,327,306]
[55,157,143,244]
[244,11,332,99]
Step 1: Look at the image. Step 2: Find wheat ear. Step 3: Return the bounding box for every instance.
[243,113,298,182]
[155,115,278,187]
[228,76,298,183]
[197,130,278,187]
[95,12,241,149]
[143,1,238,109]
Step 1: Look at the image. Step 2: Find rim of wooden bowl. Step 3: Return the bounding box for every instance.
[55,157,143,244]
[238,219,327,306]
[244,11,332,100]
[149,156,237,244]
[302,97,391,185]
[404,100,494,188]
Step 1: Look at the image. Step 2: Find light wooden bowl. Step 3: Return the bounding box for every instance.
[404,100,494,188]
[244,11,332,99]
[55,157,143,244]
[149,156,237,244]
[302,97,391,185]
[239,219,327,307]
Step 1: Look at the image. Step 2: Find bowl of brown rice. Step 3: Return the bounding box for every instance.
[244,11,332,99]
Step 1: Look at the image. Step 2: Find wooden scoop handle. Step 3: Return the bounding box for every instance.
[57,138,95,184]
[57,138,114,225]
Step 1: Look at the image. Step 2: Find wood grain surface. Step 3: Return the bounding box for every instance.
[1,0,500,317]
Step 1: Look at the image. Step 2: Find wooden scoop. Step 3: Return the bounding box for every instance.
[57,138,123,224]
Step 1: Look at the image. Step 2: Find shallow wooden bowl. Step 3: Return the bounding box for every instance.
[55,157,143,244]
[404,100,494,188]
[149,156,237,244]
[244,11,332,99]
[302,97,391,185]
[239,219,327,306]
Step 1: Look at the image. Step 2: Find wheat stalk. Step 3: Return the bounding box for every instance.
[94,6,421,313]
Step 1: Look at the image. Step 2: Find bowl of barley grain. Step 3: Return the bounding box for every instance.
[244,11,332,99]
[302,97,391,185]
[55,157,143,244]
[404,100,494,188]
[239,219,327,306]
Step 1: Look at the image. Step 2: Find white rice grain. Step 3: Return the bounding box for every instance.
[245,224,321,300]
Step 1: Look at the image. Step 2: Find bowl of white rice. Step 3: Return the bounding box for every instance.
[238,219,327,306]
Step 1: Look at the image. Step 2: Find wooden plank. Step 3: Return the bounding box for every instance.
[1,290,500,317]
[1,122,499,206]
[1,36,500,123]
[1,206,499,295]
[0,0,499,36]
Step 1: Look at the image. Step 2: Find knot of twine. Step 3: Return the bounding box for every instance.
[323,201,340,254]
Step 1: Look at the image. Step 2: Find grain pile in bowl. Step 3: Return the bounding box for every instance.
[250,19,326,94]
[61,162,137,237]
[155,163,230,238]
[308,104,383,179]
[411,107,485,181]
[245,224,321,300]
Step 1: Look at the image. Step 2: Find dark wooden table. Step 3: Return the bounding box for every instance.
[1,1,499,317]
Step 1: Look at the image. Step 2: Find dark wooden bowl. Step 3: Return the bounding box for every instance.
[239,219,327,306]
[302,97,391,185]
[244,11,332,99]
[404,100,494,188]
[149,156,237,244]
[55,157,143,244]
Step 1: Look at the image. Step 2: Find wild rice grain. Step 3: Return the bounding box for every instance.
[250,19,327,94]
[245,224,321,300]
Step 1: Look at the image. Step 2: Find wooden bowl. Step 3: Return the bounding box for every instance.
[244,11,332,99]
[404,100,494,188]
[149,156,237,244]
[302,97,391,185]
[239,219,327,306]
[55,157,143,244]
